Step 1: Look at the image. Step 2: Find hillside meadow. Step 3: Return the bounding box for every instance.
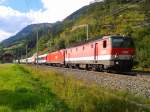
[0,64,149,112]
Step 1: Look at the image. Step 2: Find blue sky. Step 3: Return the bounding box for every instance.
[3,0,43,12]
[0,0,97,42]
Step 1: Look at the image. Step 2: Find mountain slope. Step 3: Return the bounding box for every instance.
[1,23,53,47]
[0,0,150,68]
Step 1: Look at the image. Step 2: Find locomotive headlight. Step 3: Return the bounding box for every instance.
[115,61,119,65]
[115,54,119,59]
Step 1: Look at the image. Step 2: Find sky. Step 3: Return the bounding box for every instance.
[0,0,94,42]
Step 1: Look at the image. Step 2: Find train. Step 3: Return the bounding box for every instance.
[18,35,135,72]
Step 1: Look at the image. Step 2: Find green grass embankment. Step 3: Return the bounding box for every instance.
[0,64,149,112]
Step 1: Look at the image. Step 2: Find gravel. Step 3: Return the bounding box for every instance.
[45,66,150,99]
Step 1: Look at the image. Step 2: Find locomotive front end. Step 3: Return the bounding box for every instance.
[110,36,135,71]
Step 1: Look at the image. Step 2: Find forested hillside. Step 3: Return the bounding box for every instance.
[0,0,150,68]
[1,23,52,48]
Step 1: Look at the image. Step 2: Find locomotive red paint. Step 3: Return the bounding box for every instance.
[46,49,65,65]
[18,35,135,72]
[65,36,135,71]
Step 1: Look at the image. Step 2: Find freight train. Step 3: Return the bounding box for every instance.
[18,35,135,72]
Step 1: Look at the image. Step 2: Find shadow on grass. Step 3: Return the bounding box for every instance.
[95,98,149,112]
[0,87,70,111]
[0,88,41,110]
[14,65,30,74]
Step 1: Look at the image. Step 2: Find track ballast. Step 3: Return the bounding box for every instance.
[40,65,150,99]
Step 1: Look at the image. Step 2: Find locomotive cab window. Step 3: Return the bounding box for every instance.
[112,37,135,48]
[103,40,107,48]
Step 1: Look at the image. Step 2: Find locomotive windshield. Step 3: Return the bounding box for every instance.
[111,37,134,48]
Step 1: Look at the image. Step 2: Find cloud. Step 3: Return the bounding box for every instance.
[0,5,23,18]
[0,0,93,41]
[0,5,34,41]
[40,0,92,22]
[0,29,14,42]
[0,6,33,33]
[0,0,5,4]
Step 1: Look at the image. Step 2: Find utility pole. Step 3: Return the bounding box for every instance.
[20,48,22,64]
[48,29,52,52]
[36,31,39,66]
[26,44,28,64]
[86,24,89,41]
[72,24,89,41]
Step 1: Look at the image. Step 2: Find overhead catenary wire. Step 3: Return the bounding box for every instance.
[109,0,145,16]
[100,0,146,29]
[24,0,31,63]
[133,22,150,28]
[25,0,30,13]
[15,0,30,61]
[24,0,48,65]
[24,0,40,66]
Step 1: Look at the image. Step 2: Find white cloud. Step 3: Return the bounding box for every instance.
[0,5,33,33]
[0,29,14,42]
[0,5,23,18]
[0,5,34,42]
[0,0,94,41]
[40,0,92,22]
[24,0,93,23]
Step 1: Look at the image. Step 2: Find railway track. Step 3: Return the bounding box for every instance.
[46,65,150,76]
[134,70,150,76]
[40,65,150,99]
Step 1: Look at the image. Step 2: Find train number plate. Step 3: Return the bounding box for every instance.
[122,51,129,54]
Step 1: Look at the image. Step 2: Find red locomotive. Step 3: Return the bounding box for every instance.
[65,36,135,71]
[19,35,135,72]
[46,49,65,66]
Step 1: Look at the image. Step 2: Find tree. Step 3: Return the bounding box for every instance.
[124,26,133,36]
[0,46,4,62]
[142,0,150,22]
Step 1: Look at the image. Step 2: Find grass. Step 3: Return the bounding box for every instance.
[0,64,69,112]
[0,64,149,112]
[133,67,150,72]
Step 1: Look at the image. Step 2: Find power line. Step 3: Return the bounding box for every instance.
[36,31,39,66]
[71,24,89,40]
[111,0,145,16]
[133,22,150,28]
[99,0,146,30]
[24,0,30,64]
[100,0,145,21]
[24,0,40,65]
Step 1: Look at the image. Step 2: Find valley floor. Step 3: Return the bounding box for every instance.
[0,64,149,112]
